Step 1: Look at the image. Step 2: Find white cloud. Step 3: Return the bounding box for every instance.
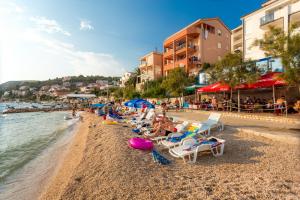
[0,3,125,83]
[30,16,71,36]
[80,20,94,31]
[0,1,24,16]
[0,28,125,82]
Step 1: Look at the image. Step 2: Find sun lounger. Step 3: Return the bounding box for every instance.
[169,136,225,163]
[130,109,153,125]
[148,121,190,142]
[159,124,210,149]
[200,112,224,131]
[133,109,155,127]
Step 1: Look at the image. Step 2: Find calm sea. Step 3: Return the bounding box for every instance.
[0,103,79,200]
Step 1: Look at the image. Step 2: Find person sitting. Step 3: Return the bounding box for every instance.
[294,100,300,113]
[145,116,176,138]
[275,96,286,115]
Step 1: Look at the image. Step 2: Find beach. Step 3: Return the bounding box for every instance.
[40,112,300,200]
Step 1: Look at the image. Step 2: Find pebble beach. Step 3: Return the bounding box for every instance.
[39,112,300,200]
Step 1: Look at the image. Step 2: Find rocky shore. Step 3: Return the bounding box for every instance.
[2,107,71,114]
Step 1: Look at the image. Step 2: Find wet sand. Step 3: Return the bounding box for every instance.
[40,113,300,200]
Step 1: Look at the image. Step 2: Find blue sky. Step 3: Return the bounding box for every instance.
[0,0,265,83]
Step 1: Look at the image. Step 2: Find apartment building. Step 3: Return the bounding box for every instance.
[163,18,231,77]
[136,51,163,91]
[231,25,243,53]
[242,0,300,62]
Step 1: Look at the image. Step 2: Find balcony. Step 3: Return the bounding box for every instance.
[164,63,174,70]
[175,43,186,51]
[175,59,187,68]
[260,13,283,30]
[290,11,300,27]
[260,13,274,26]
[163,49,174,58]
[139,61,147,68]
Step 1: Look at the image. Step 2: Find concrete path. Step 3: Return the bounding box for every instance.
[168,110,300,145]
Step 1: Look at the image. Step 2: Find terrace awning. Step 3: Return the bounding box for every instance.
[242,72,286,89]
[185,84,205,92]
[197,72,286,93]
[197,82,230,93]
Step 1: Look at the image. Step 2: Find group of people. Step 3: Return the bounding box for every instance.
[185,95,299,114]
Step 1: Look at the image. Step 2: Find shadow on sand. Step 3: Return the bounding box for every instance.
[158,126,269,166]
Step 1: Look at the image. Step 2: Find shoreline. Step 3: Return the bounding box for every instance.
[39,112,92,200]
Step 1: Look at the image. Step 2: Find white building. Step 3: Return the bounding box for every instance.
[120,72,133,87]
[96,80,109,86]
[242,0,300,61]
[231,25,243,53]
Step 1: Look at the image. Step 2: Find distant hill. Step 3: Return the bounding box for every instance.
[0,75,120,91]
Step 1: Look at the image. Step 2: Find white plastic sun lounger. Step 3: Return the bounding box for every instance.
[149,121,190,142]
[130,109,153,125]
[159,124,211,149]
[169,136,225,163]
[200,112,224,131]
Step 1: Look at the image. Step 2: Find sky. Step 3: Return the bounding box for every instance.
[0,0,266,83]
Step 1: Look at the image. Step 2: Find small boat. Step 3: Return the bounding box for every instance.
[64,115,73,120]
[31,105,39,109]
[6,105,15,109]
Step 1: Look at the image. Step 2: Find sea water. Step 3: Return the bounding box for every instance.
[0,103,78,200]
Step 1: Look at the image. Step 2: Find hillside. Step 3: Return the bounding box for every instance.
[0,75,120,91]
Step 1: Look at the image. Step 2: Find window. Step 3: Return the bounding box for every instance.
[217,29,222,36]
[218,42,222,48]
[218,56,221,61]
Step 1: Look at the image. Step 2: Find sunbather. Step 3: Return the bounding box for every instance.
[145,116,176,138]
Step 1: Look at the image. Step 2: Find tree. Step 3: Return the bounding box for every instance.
[141,78,166,98]
[125,68,141,88]
[253,25,300,94]
[211,52,258,111]
[162,68,192,98]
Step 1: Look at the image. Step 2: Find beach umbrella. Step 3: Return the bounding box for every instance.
[134,99,155,109]
[124,99,140,107]
[124,99,154,108]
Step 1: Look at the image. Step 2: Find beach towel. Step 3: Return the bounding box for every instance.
[132,128,141,133]
[182,138,221,151]
[152,149,171,165]
[167,131,196,143]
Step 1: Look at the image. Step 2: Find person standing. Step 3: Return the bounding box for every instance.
[175,98,180,112]
[212,96,218,110]
[161,102,167,117]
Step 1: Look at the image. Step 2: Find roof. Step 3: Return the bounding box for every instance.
[241,0,281,19]
[164,17,231,43]
[140,51,163,60]
[231,25,243,32]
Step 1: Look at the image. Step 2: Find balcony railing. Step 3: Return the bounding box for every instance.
[260,13,274,26]
[175,43,186,51]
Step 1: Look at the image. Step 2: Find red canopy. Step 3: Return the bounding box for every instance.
[243,72,286,89]
[197,72,286,93]
[197,82,230,93]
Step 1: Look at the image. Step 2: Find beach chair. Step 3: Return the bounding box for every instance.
[133,109,155,127]
[130,109,150,125]
[169,136,225,163]
[200,112,224,131]
[159,124,211,149]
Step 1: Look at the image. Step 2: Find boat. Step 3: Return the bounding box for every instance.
[64,115,73,120]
